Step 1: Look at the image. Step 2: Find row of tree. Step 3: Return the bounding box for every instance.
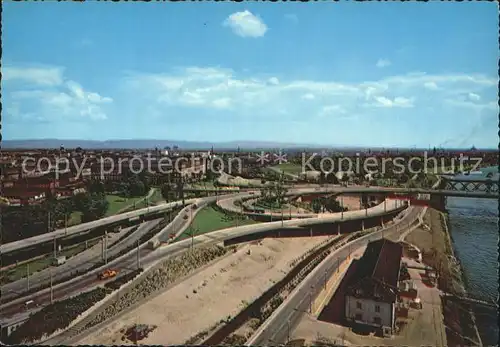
[310,197,348,214]
[2,188,109,243]
[260,174,288,207]
[101,173,151,197]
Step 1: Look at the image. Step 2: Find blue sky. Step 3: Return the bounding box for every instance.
[3,2,498,148]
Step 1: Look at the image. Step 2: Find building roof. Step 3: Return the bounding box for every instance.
[345,238,403,303]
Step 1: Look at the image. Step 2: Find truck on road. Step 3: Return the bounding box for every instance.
[52,256,67,266]
[148,239,160,249]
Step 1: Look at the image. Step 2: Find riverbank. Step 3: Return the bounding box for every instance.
[404,208,482,346]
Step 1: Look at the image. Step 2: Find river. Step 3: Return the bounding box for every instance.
[445,166,498,346]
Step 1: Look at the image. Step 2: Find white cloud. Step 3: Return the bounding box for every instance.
[371,96,414,108]
[223,10,268,38]
[124,66,495,122]
[424,81,439,90]
[319,105,347,117]
[4,65,112,121]
[468,92,481,101]
[445,99,496,111]
[284,14,298,23]
[212,97,232,109]
[376,59,392,68]
[3,66,64,86]
[268,77,280,85]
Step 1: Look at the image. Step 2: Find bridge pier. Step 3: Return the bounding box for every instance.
[430,194,447,211]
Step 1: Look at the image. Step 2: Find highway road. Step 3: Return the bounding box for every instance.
[131,198,404,279]
[0,190,249,255]
[217,188,401,218]
[0,193,241,323]
[247,206,423,346]
[215,177,498,199]
[5,180,490,256]
[0,193,403,324]
[50,202,411,347]
[0,199,198,255]
[0,219,163,303]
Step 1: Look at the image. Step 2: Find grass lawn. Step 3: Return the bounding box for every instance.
[135,189,164,208]
[178,205,257,241]
[68,211,82,226]
[271,163,303,174]
[0,239,101,284]
[255,200,287,211]
[190,181,217,189]
[105,194,149,216]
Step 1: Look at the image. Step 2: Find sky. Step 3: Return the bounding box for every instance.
[2,2,498,148]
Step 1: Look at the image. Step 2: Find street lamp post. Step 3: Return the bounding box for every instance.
[104,231,108,264]
[53,235,57,259]
[287,320,291,343]
[340,195,344,220]
[190,207,195,251]
[309,285,314,313]
[27,263,30,291]
[136,239,140,269]
[50,269,54,304]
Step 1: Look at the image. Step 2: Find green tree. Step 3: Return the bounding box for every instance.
[323,197,346,213]
[127,175,146,197]
[88,180,106,195]
[341,173,349,185]
[325,173,339,184]
[160,183,175,202]
[311,198,322,213]
[74,191,109,222]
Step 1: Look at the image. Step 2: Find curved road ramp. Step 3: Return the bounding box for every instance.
[1,195,404,345]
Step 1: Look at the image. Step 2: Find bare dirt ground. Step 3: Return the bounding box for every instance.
[76,237,330,346]
[338,196,361,211]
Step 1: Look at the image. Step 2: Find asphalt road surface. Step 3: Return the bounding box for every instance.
[248,207,422,346]
[0,191,401,324]
[0,193,245,323]
[0,220,162,303]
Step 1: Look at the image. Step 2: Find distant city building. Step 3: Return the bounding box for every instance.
[344,238,403,336]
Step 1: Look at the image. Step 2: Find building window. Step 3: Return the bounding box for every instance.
[373,317,381,325]
[356,301,362,310]
[375,305,380,313]
[355,313,363,321]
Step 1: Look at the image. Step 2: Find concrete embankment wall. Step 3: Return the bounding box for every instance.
[223,209,401,247]
[440,211,483,346]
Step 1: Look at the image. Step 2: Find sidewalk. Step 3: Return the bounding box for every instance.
[312,247,366,316]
